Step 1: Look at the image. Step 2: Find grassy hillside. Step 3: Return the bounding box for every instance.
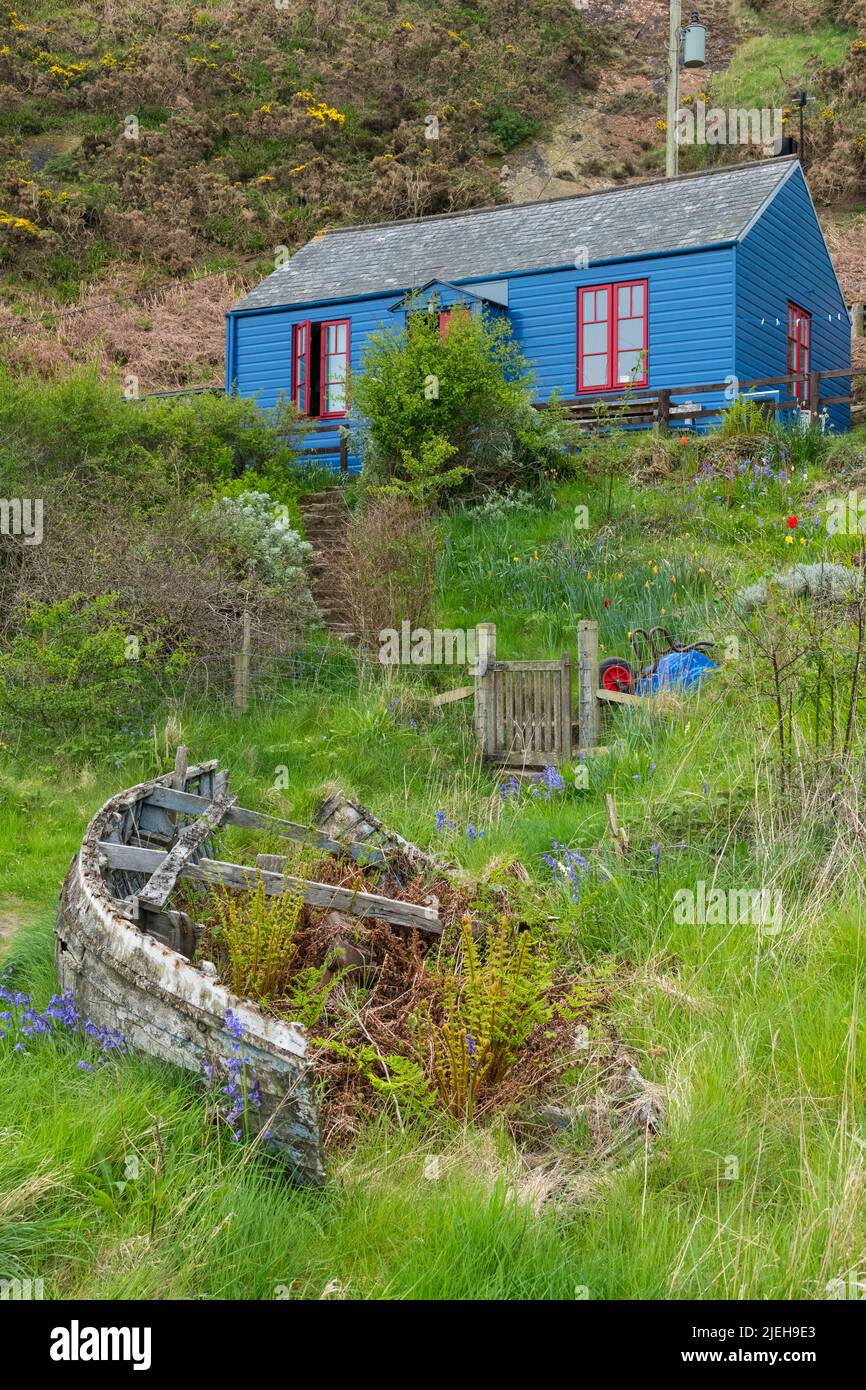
[4,385,866,1296]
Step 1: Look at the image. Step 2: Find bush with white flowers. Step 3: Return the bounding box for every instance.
[204,491,319,621]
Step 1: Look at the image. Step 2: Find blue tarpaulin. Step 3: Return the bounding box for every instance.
[635,648,717,695]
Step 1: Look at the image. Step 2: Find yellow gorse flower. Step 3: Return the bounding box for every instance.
[294,90,345,124]
[0,209,39,234]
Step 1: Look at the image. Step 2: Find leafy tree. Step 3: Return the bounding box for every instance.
[350,307,570,500]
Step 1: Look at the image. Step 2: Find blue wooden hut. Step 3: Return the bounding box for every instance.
[225,157,851,470]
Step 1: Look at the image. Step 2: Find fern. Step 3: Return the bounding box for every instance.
[415,915,553,1121]
[210,873,303,1006]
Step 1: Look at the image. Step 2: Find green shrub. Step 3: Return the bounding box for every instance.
[351,309,571,499]
[0,593,178,756]
[0,368,309,502]
[486,107,540,150]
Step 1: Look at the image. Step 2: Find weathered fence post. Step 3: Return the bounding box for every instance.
[171,745,188,791]
[233,610,251,717]
[560,653,573,760]
[656,388,671,432]
[577,619,599,750]
[851,303,865,339]
[808,370,821,417]
[474,622,496,758]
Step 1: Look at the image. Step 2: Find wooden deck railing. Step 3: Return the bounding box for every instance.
[536,368,854,431]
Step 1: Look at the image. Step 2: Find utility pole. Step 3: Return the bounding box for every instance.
[665,0,682,178]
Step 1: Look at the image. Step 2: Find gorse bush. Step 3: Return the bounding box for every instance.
[351,309,571,499]
[0,2,593,306]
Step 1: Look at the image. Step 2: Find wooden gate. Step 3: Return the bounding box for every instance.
[478,655,573,766]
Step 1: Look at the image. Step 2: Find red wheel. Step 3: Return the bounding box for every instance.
[598,657,635,692]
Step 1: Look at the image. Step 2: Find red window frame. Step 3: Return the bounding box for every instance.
[438,305,468,337]
[577,279,648,393]
[319,317,350,419]
[787,301,811,403]
[291,319,311,415]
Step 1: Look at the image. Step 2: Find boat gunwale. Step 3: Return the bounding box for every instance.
[69,769,310,1062]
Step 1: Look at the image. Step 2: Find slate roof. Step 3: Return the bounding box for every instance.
[231,158,798,313]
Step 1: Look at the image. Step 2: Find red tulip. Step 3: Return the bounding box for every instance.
[787,516,798,528]
[604,598,611,607]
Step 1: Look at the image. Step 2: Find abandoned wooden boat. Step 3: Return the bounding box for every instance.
[55,751,442,1186]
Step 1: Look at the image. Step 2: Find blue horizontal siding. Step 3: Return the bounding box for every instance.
[509,247,736,429]
[230,247,739,457]
[229,294,400,473]
[736,166,851,433]
[229,170,851,466]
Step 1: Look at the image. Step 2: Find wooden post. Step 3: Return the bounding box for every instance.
[560,653,573,761]
[339,429,349,476]
[665,0,682,179]
[577,619,599,750]
[809,370,820,417]
[852,303,865,339]
[474,622,496,758]
[656,388,671,432]
[233,610,251,717]
[171,745,188,791]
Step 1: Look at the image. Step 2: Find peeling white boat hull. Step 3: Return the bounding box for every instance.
[55,764,325,1186]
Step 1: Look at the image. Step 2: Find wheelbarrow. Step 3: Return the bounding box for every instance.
[598,626,717,695]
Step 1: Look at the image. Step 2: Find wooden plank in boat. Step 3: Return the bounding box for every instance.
[143,785,387,867]
[135,794,235,912]
[97,842,442,933]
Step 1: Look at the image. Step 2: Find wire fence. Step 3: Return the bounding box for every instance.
[158,626,481,716]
